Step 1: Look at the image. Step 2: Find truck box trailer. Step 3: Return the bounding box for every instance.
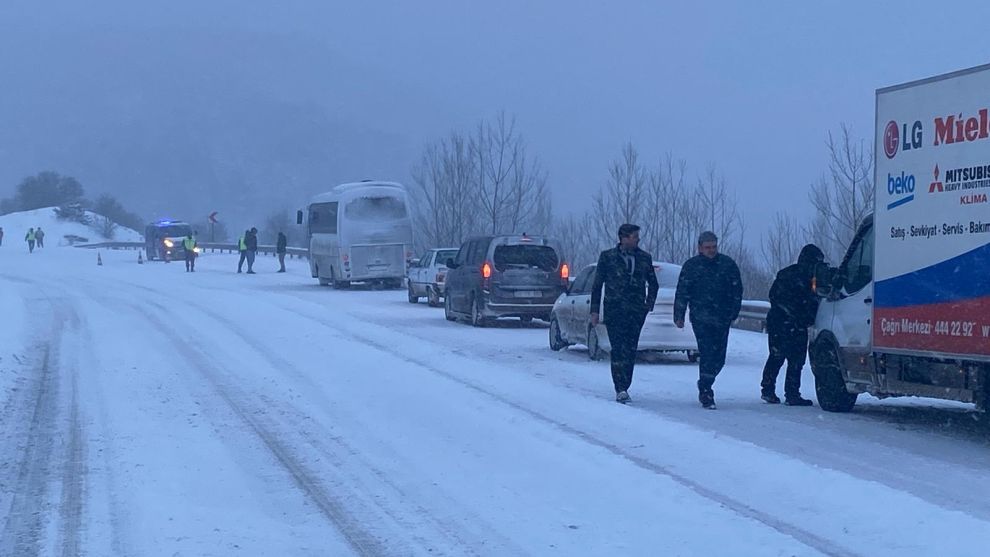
[810,63,990,412]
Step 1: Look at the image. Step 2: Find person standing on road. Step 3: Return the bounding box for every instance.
[674,231,743,410]
[590,224,660,404]
[35,227,45,248]
[25,228,36,253]
[0,227,5,247]
[760,244,825,407]
[183,233,198,273]
[237,230,249,273]
[245,227,258,274]
[276,231,287,273]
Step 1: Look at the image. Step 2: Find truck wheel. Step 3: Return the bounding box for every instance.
[444,294,457,322]
[549,317,567,351]
[588,326,604,361]
[471,296,489,328]
[811,340,858,413]
[407,283,420,304]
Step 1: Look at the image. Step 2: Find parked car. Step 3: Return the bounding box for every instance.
[444,235,568,326]
[549,262,699,361]
[407,247,460,306]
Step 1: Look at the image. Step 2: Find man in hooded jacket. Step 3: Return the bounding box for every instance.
[760,244,825,406]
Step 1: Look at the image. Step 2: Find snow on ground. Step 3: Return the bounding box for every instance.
[0,247,988,556]
[0,207,142,246]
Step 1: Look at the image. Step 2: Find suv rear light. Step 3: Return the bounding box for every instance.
[436,271,446,283]
[560,263,570,287]
[481,261,492,291]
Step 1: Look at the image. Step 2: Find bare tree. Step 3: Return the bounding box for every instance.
[593,143,647,246]
[694,163,743,255]
[411,131,478,249]
[643,153,701,264]
[761,212,804,274]
[809,124,874,261]
[551,213,597,270]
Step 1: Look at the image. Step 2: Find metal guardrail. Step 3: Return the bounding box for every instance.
[75,241,309,259]
[737,300,770,332]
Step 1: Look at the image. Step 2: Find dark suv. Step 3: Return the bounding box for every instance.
[443,235,568,326]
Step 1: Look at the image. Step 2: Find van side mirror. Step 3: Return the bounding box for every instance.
[813,262,840,298]
[445,258,459,269]
[296,210,303,225]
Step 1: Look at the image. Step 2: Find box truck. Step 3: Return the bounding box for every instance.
[811,64,990,412]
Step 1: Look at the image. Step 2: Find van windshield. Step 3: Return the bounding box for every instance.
[154,225,192,238]
[345,196,407,221]
[493,245,559,272]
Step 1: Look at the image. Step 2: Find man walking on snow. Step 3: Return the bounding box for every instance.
[183,233,198,273]
[245,227,259,274]
[35,227,45,248]
[237,230,249,273]
[276,231,288,273]
[590,224,659,404]
[674,231,742,410]
[760,244,825,406]
[25,228,36,253]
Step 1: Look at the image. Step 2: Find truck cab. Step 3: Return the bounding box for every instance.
[145,220,193,262]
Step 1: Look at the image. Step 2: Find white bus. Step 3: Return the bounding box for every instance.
[300,181,414,288]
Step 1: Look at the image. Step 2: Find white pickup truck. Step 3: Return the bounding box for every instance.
[407,247,460,307]
[810,63,990,413]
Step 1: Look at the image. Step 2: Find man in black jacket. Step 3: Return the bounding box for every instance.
[674,231,743,409]
[760,244,825,406]
[276,231,288,273]
[245,227,259,274]
[590,224,660,403]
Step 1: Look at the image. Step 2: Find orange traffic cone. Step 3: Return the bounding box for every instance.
[138,251,144,265]
[97,252,103,266]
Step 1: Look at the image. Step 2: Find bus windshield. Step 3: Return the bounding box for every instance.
[154,225,192,238]
[345,196,408,221]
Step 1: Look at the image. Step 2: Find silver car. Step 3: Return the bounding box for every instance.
[407,248,459,306]
[549,262,699,361]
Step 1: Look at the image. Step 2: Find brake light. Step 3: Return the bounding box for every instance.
[482,262,492,279]
[560,263,570,280]
[436,271,446,283]
[811,276,817,293]
[343,254,349,262]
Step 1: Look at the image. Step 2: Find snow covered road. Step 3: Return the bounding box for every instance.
[1,248,988,556]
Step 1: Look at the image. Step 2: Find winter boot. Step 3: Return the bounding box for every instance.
[785,395,814,407]
[699,389,717,410]
[616,391,631,404]
[761,392,781,404]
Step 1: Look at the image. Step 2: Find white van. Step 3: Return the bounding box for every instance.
[300,181,414,288]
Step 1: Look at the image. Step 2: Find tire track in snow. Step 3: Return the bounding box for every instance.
[0,291,85,557]
[271,298,860,557]
[132,307,392,557]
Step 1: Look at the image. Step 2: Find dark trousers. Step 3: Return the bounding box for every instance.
[761,321,809,398]
[693,321,731,392]
[246,250,257,272]
[605,312,646,393]
[185,252,196,272]
[28,240,35,253]
[278,252,286,271]
[37,237,44,248]
[238,250,247,272]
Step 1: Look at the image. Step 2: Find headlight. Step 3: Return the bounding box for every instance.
[193,247,202,254]
[163,239,174,248]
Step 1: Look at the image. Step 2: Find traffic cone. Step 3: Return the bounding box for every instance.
[97,252,103,266]
[138,251,144,265]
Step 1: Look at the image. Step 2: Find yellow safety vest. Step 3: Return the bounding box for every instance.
[183,237,196,251]
[238,237,247,251]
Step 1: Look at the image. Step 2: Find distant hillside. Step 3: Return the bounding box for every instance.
[0,207,142,246]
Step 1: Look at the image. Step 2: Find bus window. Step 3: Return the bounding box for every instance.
[310,202,338,234]
[345,196,407,221]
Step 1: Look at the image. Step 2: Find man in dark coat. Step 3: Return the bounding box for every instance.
[674,231,743,409]
[245,227,259,274]
[760,244,825,406]
[276,231,288,273]
[590,223,660,403]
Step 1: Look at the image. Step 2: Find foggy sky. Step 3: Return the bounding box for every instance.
[2,0,988,240]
